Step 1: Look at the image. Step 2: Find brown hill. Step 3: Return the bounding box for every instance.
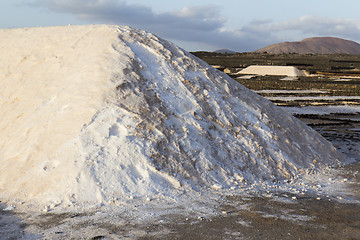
[254,37,360,55]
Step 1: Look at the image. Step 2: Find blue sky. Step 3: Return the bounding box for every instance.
[1,0,360,52]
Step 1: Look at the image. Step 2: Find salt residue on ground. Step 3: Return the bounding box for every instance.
[0,25,344,211]
[266,96,360,101]
[255,90,329,94]
[282,105,360,115]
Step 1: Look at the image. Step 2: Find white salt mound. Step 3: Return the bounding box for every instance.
[238,65,307,77]
[0,25,343,209]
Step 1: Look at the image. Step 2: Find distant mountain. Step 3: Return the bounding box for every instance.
[254,37,360,55]
[214,49,236,54]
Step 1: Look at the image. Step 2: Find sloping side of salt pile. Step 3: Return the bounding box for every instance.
[0,25,342,209]
[238,65,307,77]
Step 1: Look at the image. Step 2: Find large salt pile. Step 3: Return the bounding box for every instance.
[238,65,307,77]
[0,25,343,210]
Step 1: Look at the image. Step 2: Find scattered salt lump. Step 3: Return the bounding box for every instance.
[0,25,343,209]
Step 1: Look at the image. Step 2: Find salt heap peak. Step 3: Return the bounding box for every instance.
[0,25,343,209]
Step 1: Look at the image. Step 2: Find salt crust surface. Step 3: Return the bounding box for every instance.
[0,25,344,212]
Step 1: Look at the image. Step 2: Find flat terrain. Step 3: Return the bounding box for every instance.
[192,51,360,75]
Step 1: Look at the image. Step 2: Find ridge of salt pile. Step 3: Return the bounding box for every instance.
[0,25,343,210]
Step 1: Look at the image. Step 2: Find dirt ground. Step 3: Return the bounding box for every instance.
[155,194,360,240]
[157,165,360,240]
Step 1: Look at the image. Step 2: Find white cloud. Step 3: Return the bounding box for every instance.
[32,0,224,31]
[30,0,267,51]
[260,16,360,42]
[30,1,360,51]
[238,16,360,48]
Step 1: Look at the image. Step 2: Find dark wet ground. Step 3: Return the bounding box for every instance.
[298,113,360,162]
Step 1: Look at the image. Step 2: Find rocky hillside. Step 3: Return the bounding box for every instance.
[254,37,360,55]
